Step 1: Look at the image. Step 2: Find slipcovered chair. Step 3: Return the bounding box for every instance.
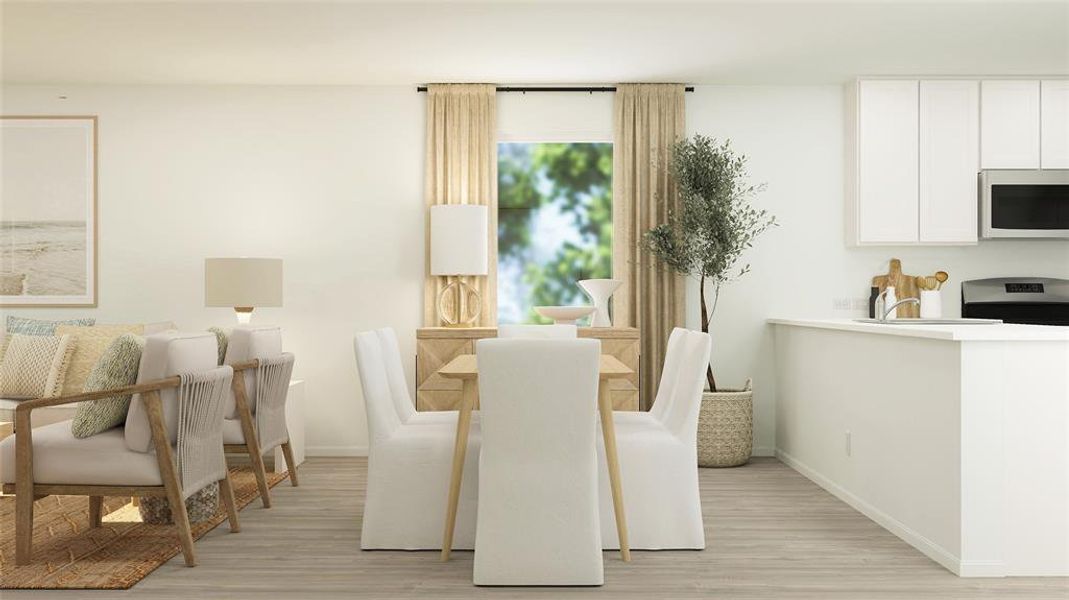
[0,331,240,567]
[497,324,577,339]
[353,329,481,549]
[375,327,470,427]
[220,325,299,509]
[596,327,712,550]
[474,338,603,586]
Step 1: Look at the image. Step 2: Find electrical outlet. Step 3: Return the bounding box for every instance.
[845,431,852,457]
[832,297,852,310]
[851,297,869,311]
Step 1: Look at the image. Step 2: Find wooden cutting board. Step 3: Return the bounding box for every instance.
[872,258,920,318]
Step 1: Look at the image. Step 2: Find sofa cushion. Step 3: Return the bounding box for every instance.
[0,334,76,399]
[5,315,95,336]
[54,324,145,396]
[222,325,282,419]
[71,333,146,438]
[124,332,219,453]
[0,420,163,486]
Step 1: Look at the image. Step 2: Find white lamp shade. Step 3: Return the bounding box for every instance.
[430,205,488,276]
[204,257,283,307]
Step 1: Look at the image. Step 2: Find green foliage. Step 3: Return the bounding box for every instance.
[498,143,613,323]
[645,135,775,291]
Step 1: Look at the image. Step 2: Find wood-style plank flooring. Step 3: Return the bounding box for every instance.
[6,457,1067,599]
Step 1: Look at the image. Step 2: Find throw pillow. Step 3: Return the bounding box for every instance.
[208,327,230,366]
[6,315,96,336]
[0,333,76,399]
[71,333,145,438]
[55,324,145,396]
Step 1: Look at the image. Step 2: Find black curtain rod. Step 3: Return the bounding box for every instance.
[416,86,695,93]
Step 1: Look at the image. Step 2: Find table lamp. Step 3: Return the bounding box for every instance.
[204,257,283,323]
[430,205,488,327]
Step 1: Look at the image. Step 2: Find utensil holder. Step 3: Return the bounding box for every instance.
[920,290,942,319]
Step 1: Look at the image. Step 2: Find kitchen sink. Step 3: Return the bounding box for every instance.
[853,318,1001,325]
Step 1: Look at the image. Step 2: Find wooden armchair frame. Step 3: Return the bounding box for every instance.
[225,359,299,510]
[3,360,257,567]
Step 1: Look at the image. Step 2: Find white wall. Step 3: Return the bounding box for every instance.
[0,85,426,456]
[3,84,1066,457]
[686,85,1069,454]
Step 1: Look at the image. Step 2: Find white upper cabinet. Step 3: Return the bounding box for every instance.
[1040,80,1069,169]
[919,81,980,243]
[981,80,1040,169]
[856,80,919,244]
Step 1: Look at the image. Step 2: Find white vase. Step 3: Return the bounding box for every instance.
[578,279,622,327]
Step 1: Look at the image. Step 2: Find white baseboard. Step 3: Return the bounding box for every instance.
[752,446,776,457]
[306,445,369,457]
[775,448,987,577]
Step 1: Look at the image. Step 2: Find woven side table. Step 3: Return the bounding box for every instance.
[696,379,753,468]
[139,482,219,524]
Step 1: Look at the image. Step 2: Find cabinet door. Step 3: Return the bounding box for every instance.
[858,80,919,243]
[919,81,979,243]
[1041,80,1069,169]
[981,80,1040,169]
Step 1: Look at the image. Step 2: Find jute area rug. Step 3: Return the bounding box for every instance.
[0,465,286,589]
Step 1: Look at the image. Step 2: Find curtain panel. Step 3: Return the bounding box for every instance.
[423,84,498,327]
[612,83,687,410]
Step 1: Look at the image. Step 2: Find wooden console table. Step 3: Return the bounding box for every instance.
[416,327,640,411]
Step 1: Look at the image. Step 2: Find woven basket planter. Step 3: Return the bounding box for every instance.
[139,482,219,524]
[697,379,753,468]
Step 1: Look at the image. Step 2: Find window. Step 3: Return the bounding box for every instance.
[497,142,612,324]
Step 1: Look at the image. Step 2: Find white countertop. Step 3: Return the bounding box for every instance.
[768,318,1069,341]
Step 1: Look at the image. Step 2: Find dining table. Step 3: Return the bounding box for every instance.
[436,353,634,562]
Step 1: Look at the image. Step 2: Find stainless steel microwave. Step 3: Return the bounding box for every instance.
[980,169,1069,239]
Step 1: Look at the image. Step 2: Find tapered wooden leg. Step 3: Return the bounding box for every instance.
[233,374,271,508]
[598,379,631,562]
[144,390,197,567]
[89,496,104,528]
[281,441,299,487]
[218,476,240,533]
[441,378,476,561]
[14,410,35,565]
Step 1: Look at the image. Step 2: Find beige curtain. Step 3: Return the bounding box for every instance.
[612,84,687,410]
[423,84,498,327]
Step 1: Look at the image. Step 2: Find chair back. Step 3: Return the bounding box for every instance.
[254,353,296,451]
[473,338,603,584]
[353,331,402,442]
[174,365,234,499]
[649,327,688,422]
[125,332,219,452]
[223,325,283,419]
[497,324,577,339]
[657,329,713,444]
[374,328,417,423]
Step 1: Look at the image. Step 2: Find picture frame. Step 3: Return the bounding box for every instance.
[0,115,98,307]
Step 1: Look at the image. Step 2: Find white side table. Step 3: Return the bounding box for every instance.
[273,380,305,473]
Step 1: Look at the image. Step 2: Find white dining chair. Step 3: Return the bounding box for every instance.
[353,330,480,549]
[497,324,577,338]
[597,327,712,550]
[473,338,603,586]
[375,327,471,426]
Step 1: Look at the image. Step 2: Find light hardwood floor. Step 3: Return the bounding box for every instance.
[7,457,1067,599]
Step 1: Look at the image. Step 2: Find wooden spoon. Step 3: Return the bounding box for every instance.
[935,271,949,290]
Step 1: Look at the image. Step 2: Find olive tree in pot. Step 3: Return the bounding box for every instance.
[645,135,775,467]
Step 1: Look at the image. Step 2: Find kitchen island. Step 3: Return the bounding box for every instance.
[770,318,1069,577]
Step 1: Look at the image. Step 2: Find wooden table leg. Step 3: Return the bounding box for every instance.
[441,378,476,561]
[598,380,631,562]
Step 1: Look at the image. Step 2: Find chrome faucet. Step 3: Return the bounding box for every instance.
[876,289,920,322]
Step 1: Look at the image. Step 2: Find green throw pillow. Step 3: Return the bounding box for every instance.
[208,326,230,366]
[70,333,145,438]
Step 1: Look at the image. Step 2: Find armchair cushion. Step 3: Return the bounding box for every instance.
[124,332,219,453]
[0,420,163,486]
[0,334,76,399]
[223,325,282,419]
[70,333,146,438]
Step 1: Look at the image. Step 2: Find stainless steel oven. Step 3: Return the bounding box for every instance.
[980,169,1069,239]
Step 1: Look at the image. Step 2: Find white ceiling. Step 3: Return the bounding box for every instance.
[2,1,1067,86]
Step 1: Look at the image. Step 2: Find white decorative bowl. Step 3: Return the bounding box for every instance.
[534,306,595,325]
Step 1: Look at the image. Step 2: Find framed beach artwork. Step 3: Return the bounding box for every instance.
[1,116,97,307]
